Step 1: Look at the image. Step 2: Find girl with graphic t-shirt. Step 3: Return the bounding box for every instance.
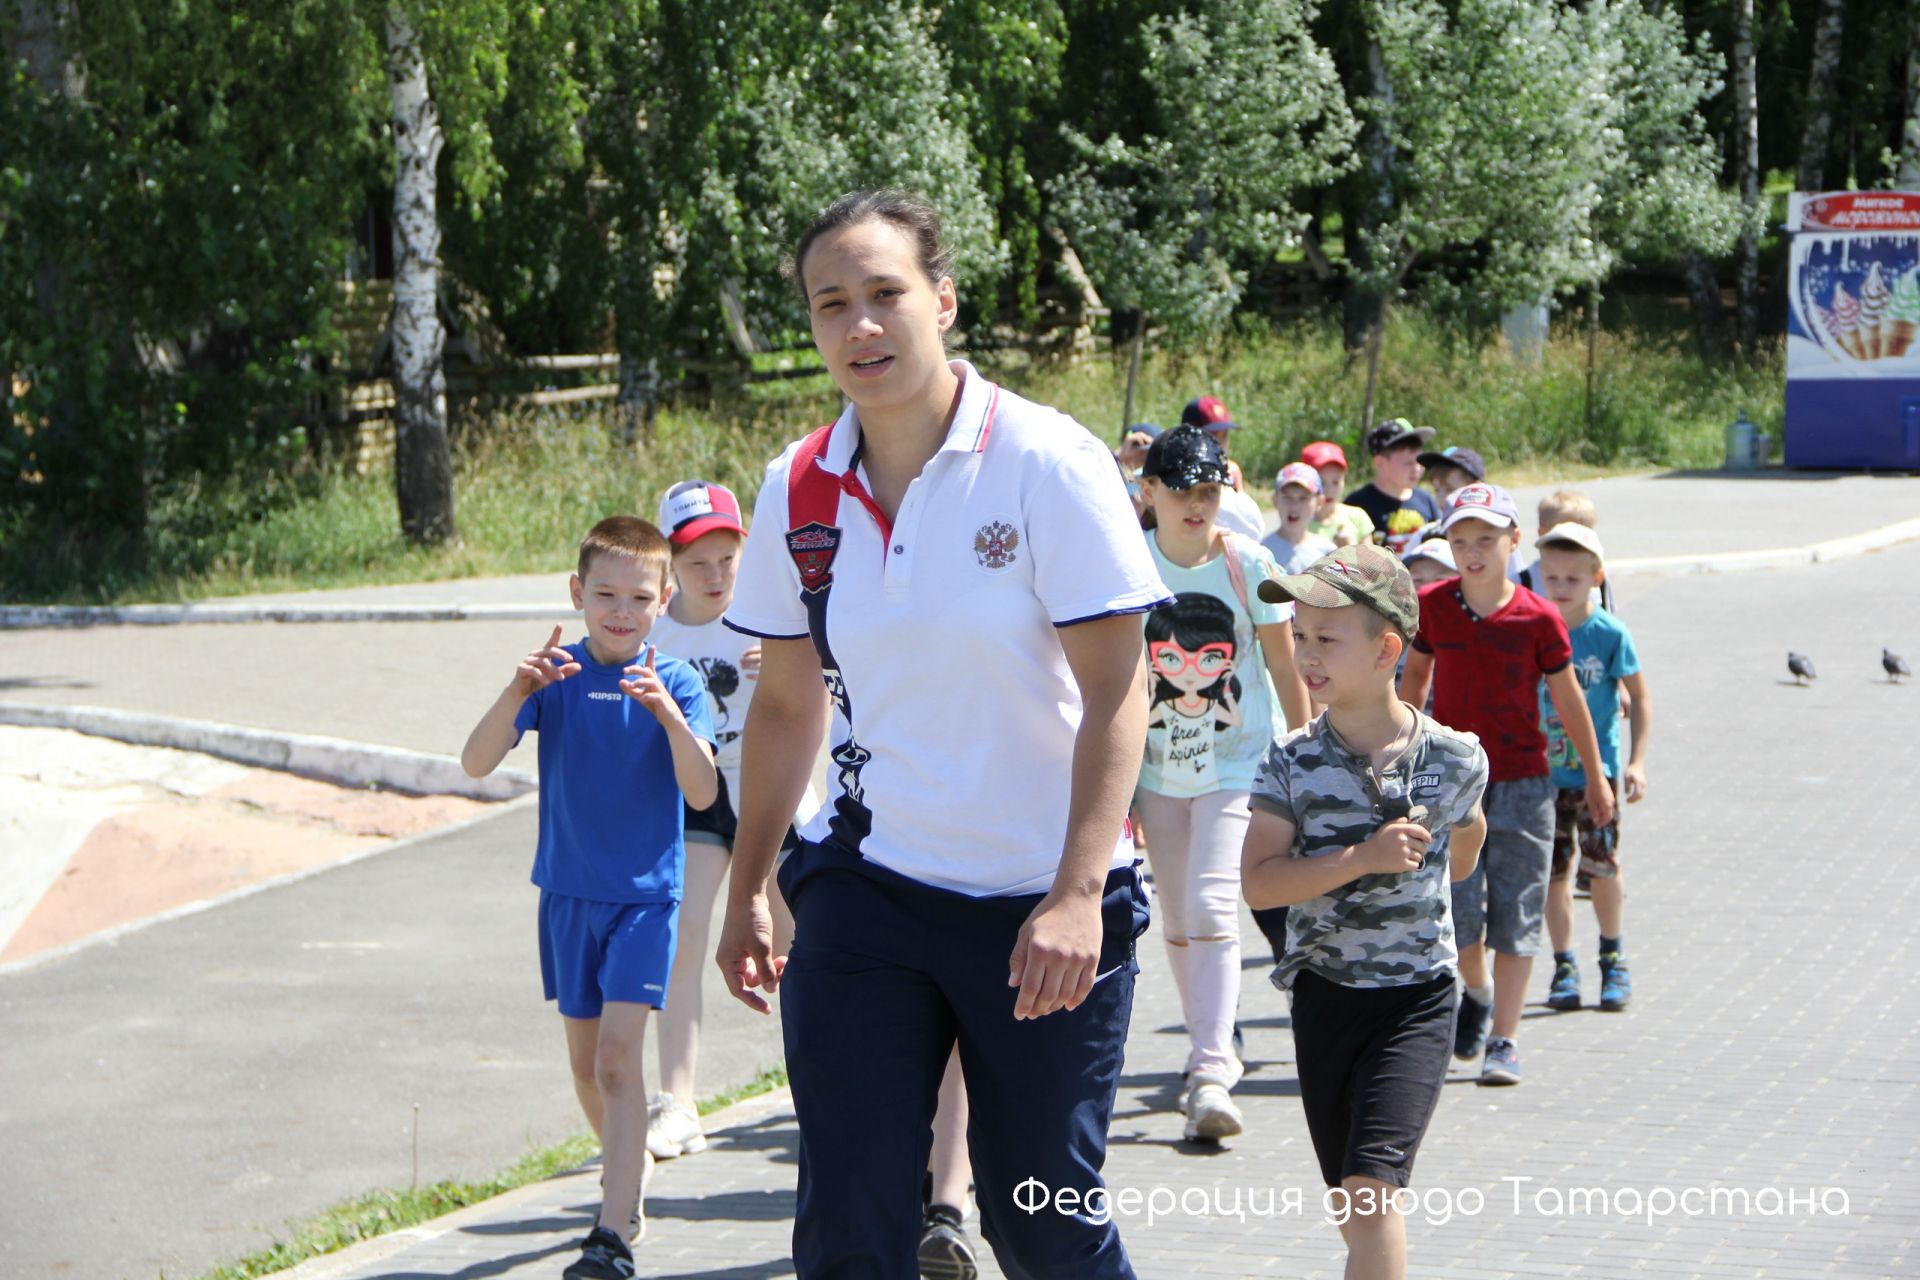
[1136,425,1311,1143]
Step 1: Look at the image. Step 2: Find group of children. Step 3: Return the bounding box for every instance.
[461,405,1653,1280]
[1118,401,1652,1279]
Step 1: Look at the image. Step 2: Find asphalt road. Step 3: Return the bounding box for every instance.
[0,801,785,1280]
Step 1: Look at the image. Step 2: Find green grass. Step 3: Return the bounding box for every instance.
[187,1064,788,1280]
[2,312,1782,604]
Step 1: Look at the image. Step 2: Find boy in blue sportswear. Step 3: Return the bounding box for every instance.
[1531,522,1651,1014]
[463,516,717,1280]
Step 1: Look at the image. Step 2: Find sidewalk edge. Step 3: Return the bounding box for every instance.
[1610,515,1920,576]
[0,703,534,801]
[0,602,567,629]
[263,1088,796,1280]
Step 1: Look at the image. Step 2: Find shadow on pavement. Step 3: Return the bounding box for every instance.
[650,1262,797,1279]
[707,1115,800,1165]
[0,674,92,690]
[458,1215,583,1237]
[645,1187,797,1223]
[364,1236,574,1279]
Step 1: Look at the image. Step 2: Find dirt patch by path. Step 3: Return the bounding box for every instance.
[0,727,494,964]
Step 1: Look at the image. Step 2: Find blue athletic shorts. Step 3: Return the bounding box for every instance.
[537,890,679,1019]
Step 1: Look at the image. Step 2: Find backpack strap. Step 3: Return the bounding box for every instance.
[1217,529,1251,617]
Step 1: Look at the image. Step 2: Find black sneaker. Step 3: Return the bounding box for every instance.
[1454,989,1492,1061]
[918,1203,979,1280]
[564,1226,635,1280]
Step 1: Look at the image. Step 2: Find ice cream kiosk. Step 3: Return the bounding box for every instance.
[1786,191,1920,469]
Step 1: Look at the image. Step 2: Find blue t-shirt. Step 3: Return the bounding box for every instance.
[1539,609,1640,788]
[513,640,715,903]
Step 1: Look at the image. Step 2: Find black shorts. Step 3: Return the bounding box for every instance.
[685,770,739,845]
[683,772,802,855]
[1290,969,1456,1188]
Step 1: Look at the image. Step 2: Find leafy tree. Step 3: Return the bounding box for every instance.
[1357,0,1627,426]
[1,0,383,560]
[933,1,1069,327]
[732,2,1007,334]
[1577,0,1748,421]
[1049,0,1355,421]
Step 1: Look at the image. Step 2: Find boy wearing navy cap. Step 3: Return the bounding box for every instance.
[1416,445,1486,511]
[1346,419,1442,555]
[461,516,718,1279]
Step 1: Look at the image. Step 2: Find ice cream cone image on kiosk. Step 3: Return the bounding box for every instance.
[1859,263,1890,359]
[1827,283,1868,360]
[1887,269,1920,357]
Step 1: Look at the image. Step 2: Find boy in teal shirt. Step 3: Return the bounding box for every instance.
[1533,523,1651,1012]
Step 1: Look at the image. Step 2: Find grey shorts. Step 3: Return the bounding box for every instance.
[1451,774,1554,956]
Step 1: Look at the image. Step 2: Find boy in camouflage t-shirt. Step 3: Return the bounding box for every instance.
[1243,544,1488,1280]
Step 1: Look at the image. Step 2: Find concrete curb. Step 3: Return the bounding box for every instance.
[0,601,566,629]
[1609,515,1920,577]
[7,514,1920,629]
[0,703,535,801]
[264,1087,796,1280]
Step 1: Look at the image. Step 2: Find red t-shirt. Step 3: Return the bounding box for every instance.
[1412,581,1572,782]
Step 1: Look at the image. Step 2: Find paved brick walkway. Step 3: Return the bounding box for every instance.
[279,542,1920,1279]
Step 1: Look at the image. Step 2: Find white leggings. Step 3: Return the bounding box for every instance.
[1135,787,1250,1088]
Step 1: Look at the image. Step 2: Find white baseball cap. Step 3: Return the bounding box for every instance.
[1536,521,1605,562]
[1401,538,1457,571]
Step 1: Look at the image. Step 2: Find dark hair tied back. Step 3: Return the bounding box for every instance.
[784,189,954,305]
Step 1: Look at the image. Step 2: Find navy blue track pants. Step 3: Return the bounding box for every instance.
[777,839,1149,1279]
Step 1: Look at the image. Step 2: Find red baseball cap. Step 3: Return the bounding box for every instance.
[658,480,745,546]
[1181,395,1233,428]
[1300,441,1348,470]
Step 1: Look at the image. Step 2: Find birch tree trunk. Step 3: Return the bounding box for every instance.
[1732,0,1760,357]
[385,2,458,546]
[1795,0,1845,192]
[1901,0,1920,186]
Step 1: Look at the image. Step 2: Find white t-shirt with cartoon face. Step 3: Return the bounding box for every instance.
[1139,533,1293,798]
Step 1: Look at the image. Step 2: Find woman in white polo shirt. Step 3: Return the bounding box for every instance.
[716,189,1168,1279]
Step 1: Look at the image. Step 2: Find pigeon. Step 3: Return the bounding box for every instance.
[1787,652,1816,685]
[1887,649,1911,683]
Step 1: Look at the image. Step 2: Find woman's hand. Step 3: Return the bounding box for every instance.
[1009,888,1103,1020]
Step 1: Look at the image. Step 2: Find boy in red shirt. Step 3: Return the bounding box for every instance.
[1398,484,1613,1085]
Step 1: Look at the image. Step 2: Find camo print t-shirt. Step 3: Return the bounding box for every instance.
[1251,708,1489,990]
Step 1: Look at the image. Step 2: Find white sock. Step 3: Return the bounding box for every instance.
[1465,982,1493,1006]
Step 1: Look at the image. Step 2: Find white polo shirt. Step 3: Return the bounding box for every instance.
[726,360,1171,897]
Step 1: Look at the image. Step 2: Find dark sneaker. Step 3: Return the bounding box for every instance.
[1454,989,1493,1061]
[1479,1037,1522,1086]
[1573,871,1592,897]
[564,1226,635,1280]
[1545,958,1582,1010]
[918,1203,979,1280]
[1599,952,1632,1011]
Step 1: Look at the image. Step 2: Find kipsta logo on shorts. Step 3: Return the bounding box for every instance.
[973,520,1020,570]
[787,522,841,593]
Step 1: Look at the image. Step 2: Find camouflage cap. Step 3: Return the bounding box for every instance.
[1256,542,1420,636]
